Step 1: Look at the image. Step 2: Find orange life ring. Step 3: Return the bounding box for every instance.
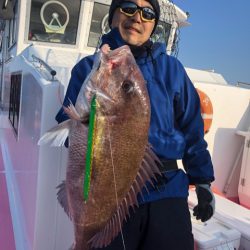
[196,88,213,134]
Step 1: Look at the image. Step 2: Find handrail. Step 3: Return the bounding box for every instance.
[31,55,57,81]
[4,55,14,63]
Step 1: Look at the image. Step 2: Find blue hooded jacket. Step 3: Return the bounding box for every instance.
[56,28,214,203]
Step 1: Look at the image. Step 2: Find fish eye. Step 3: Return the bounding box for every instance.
[122,80,134,94]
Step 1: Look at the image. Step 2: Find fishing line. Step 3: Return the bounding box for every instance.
[106,115,127,250]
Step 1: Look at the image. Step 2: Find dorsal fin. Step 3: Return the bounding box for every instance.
[63,100,82,121]
[88,144,162,248]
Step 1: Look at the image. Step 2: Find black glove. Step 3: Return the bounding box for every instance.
[193,184,215,222]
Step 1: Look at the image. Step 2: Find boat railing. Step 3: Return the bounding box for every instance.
[237,81,250,89]
[31,55,57,81]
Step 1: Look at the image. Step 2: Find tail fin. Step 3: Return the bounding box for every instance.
[38,120,71,147]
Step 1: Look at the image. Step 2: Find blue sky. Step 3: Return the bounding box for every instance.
[172,0,250,85]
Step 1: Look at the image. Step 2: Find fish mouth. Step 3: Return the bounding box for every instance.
[94,90,117,115]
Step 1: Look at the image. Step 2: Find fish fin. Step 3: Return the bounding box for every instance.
[63,100,81,121]
[88,144,162,248]
[68,243,75,250]
[56,181,72,220]
[38,120,71,147]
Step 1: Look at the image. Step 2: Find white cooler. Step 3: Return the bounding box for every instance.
[189,188,250,250]
[191,215,241,250]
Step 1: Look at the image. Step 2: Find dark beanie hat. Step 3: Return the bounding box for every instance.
[108,0,160,35]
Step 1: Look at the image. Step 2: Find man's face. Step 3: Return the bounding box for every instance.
[111,0,155,46]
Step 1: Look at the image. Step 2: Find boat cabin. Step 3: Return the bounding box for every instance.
[1,1,250,250]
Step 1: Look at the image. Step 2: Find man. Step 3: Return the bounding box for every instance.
[56,0,215,249]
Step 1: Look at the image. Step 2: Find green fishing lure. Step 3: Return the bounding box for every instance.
[84,95,97,201]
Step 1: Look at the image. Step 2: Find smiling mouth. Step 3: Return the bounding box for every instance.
[126,26,141,33]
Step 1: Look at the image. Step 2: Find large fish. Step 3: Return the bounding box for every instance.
[39,45,161,249]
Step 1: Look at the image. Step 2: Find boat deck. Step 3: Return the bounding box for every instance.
[0,141,16,250]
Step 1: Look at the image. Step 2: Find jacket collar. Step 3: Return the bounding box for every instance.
[100,28,126,50]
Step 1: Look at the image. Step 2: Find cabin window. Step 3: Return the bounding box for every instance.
[28,0,80,45]
[88,2,110,48]
[6,1,18,48]
[152,21,171,45]
[0,20,5,52]
[171,30,179,55]
[9,73,22,137]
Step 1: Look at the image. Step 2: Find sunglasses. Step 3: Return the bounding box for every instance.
[119,1,156,22]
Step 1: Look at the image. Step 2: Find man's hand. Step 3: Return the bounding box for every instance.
[193,184,215,222]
